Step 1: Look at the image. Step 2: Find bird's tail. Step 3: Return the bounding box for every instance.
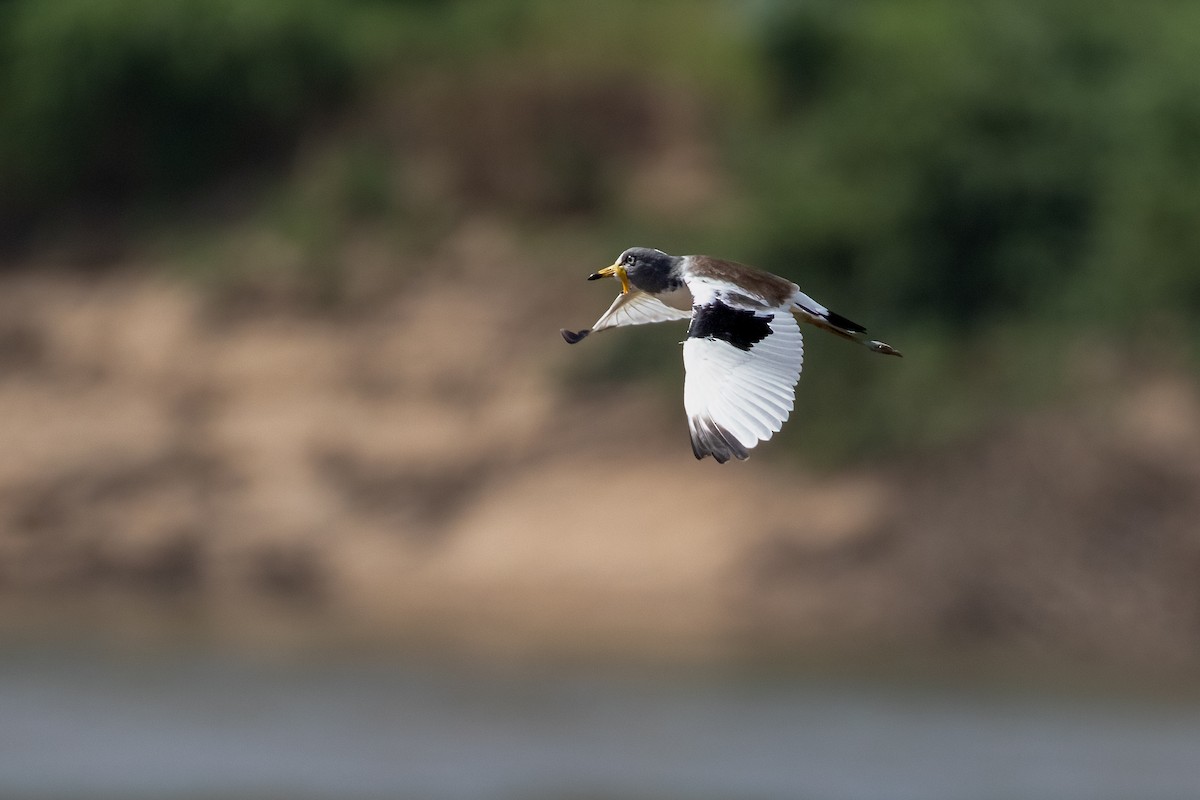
[791,292,902,357]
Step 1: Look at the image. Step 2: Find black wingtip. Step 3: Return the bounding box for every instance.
[561,328,591,344]
[689,418,749,464]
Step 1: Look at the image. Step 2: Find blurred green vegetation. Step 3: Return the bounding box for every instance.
[2,0,1198,463]
[732,0,1200,460]
[0,0,443,239]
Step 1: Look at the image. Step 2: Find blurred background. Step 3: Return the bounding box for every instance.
[3,0,1200,797]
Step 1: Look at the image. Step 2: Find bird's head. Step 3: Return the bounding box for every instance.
[588,247,681,295]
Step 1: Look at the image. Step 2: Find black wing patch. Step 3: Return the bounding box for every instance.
[687,300,773,352]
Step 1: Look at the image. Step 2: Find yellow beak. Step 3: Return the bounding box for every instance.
[587,263,631,294]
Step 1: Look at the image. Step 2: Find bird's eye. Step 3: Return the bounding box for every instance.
[624,254,636,265]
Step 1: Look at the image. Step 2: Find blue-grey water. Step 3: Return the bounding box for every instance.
[1,647,1199,800]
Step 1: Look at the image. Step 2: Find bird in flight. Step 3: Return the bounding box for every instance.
[562,247,901,463]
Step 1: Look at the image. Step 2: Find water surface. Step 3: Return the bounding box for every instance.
[2,648,1198,799]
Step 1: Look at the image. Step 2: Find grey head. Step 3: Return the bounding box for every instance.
[613,247,684,294]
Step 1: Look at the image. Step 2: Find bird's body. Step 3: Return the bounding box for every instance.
[563,248,900,463]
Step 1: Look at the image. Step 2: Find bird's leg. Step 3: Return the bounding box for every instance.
[865,339,902,357]
[794,310,903,357]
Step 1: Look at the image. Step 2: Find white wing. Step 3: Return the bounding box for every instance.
[562,288,692,345]
[592,289,692,333]
[682,280,804,462]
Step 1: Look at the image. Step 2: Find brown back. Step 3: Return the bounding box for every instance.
[687,255,797,307]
